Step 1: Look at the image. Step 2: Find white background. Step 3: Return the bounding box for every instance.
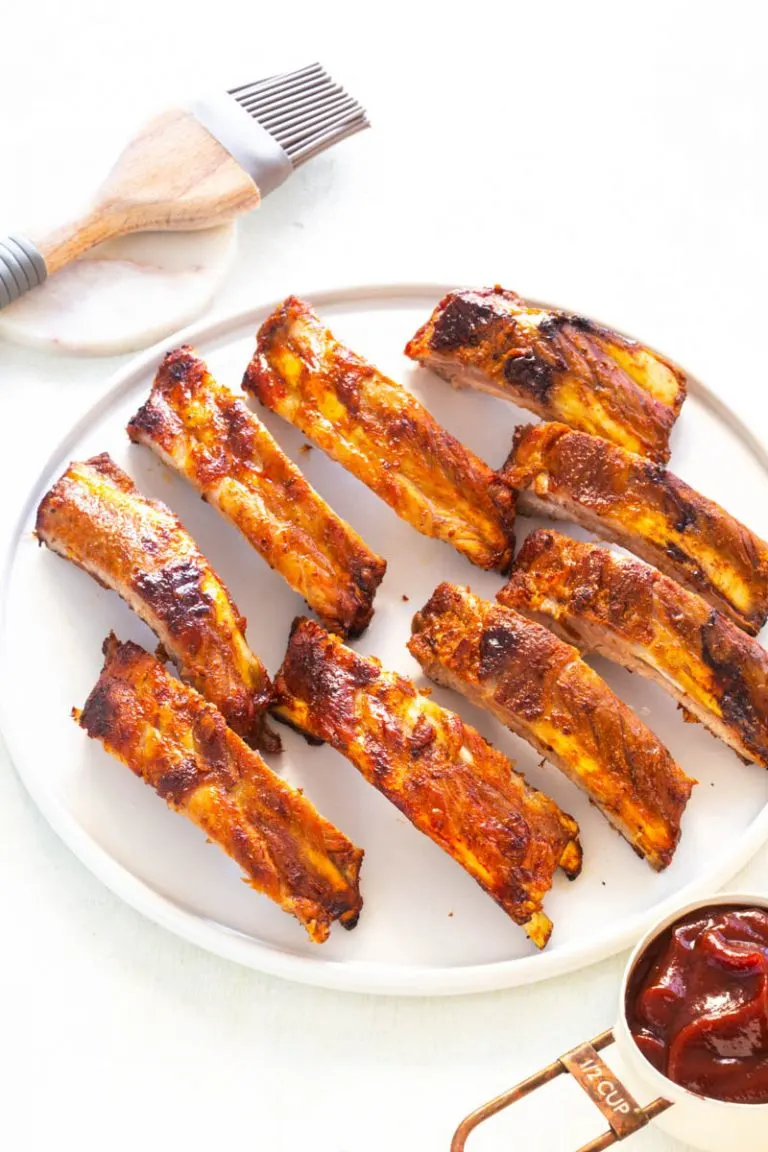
[1,3,767,1150]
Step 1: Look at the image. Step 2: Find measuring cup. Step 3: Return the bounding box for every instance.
[451,892,768,1152]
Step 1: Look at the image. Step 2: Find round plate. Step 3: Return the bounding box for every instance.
[3,283,768,996]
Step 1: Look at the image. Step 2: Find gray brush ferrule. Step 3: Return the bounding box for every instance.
[0,235,47,309]
[187,92,293,198]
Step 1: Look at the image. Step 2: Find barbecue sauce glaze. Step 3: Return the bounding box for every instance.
[626,905,768,1104]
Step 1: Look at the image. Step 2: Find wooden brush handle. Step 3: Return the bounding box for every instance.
[34,210,123,276]
[0,109,261,305]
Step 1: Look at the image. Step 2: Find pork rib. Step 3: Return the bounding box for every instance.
[128,346,386,637]
[243,296,516,573]
[273,617,582,949]
[405,287,686,464]
[36,452,277,750]
[499,421,768,635]
[501,528,768,768]
[76,635,363,942]
[409,583,694,870]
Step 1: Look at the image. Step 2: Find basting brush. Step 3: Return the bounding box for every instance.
[0,62,368,310]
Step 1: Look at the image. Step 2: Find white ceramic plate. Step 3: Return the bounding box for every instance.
[3,283,768,996]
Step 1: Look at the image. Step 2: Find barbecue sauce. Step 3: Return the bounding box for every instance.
[626,905,768,1104]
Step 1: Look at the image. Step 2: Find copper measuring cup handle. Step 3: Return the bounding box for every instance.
[451,1028,672,1151]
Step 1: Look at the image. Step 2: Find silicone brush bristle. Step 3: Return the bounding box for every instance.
[229,63,369,166]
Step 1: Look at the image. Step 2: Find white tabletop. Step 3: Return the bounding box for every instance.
[1,4,766,1150]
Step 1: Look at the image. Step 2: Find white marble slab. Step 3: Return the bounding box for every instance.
[0,224,236,354]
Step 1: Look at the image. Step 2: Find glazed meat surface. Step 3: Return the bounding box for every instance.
[409,584,694,870]
[499,422,768,635]
[128,346,386,637]
[501,530,768,768]
[273,617,583,949]
[405,287,686,464]
[76,636,363,942]
[243,296,516,573]
[36,452,277,750]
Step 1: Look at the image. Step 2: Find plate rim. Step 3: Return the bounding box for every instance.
[3,279,768,996]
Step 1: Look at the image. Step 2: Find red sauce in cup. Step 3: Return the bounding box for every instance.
[626,904,768,1104]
